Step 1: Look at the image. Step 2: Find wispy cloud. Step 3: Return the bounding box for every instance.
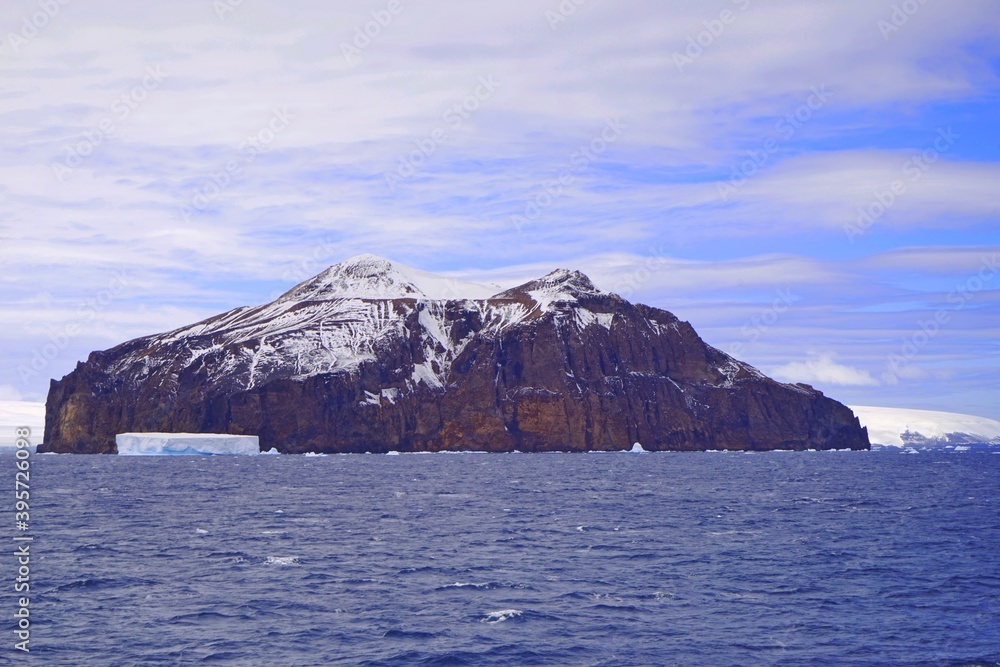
[769,353,881,387]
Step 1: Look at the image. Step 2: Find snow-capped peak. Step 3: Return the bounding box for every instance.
[276,254,500,302]
[492,268,606,314]
[113,257,621,394]
[523,269,601,295]
[495,269,602,300]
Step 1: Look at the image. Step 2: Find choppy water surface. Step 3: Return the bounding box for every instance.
[8,451,1000,666]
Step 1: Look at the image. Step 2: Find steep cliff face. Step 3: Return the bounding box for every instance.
[40,255,869,453]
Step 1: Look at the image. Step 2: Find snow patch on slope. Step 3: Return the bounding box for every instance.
[573,309,614,330]
[411,359,445,389]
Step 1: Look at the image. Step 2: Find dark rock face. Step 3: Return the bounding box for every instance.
[40,256,869,453]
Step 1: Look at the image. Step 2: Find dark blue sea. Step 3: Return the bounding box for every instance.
[6,450,1000,666]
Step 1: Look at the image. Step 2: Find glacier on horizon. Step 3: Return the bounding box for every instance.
[116,433,260,456]
[850,406,1000,447]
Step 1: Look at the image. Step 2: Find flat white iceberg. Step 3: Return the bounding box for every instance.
[116,432,260,456]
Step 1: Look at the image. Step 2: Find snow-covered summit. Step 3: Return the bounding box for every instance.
[277,254,500,302]
[495,269,608,315]
[105,257,625,395]
[498,269,602,299]
[273,256,612,324]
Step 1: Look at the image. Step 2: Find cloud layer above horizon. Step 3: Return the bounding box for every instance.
[1,0,998,419]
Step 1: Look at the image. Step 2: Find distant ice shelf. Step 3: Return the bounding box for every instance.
[116,433,261,456]
[850,406,1000,447]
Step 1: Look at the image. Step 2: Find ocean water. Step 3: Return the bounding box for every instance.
[6,450,1000,666]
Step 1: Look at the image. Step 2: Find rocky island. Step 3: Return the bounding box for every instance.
[40,255,869,453]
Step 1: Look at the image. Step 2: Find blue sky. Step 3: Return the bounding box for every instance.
[1,0,998,419]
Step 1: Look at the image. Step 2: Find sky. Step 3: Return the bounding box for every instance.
[1,0,998,420]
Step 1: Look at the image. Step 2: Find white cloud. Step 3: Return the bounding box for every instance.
[723,151,1000,231]
[1,0,998,421]
[881,364,930,385]
[0,385,24,401]
[769,353,880,387]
